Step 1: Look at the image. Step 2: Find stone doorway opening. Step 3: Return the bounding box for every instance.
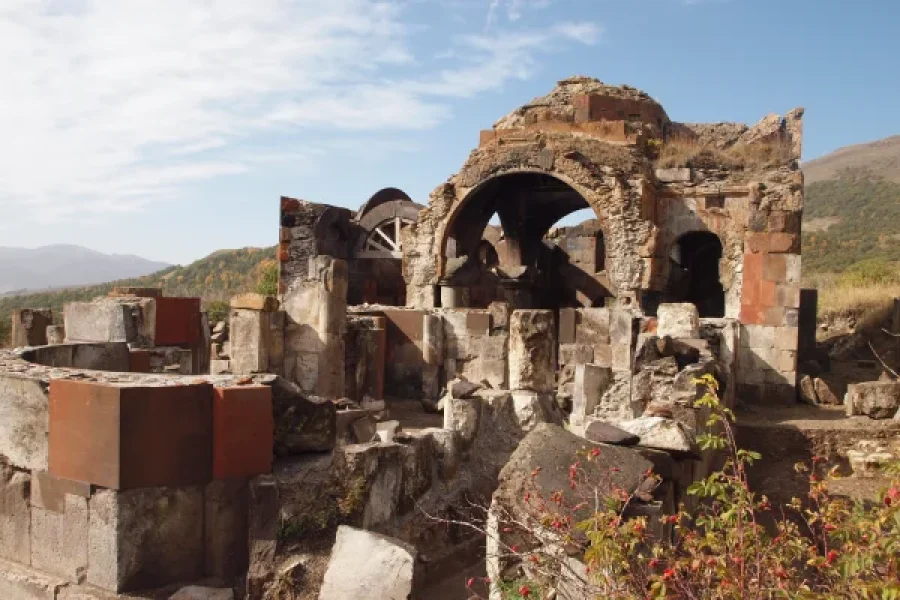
[670,231,725,318]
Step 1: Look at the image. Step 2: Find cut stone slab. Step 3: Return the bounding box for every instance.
[814,378,841,406]
[230,293,280,312]
[169,586,235,600]
[582,420,640,446]
[846,381,900,419]
[657,303,700,339]
[617,416,698,456]
[318,526,415,600]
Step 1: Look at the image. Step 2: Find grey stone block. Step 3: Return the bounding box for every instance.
[0,471,30,564]
[30,494,88,582]
[205,479,249,581]
[0,375,49,471]
[87,486,203,592]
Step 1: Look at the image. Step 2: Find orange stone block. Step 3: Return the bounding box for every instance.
[49,380,212,489]
[155,297,201,346]
[759,280,777,307]
[212,386,273,480]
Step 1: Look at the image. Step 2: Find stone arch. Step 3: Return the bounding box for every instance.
[402,137,658,308]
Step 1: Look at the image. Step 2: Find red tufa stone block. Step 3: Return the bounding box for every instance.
[742,277,761,308]
[212,386,273,480]
[155,297,201,346]
[740,303,765,325]
[128,349,152,373]
[280,196,300,212]
[743,252,763,283]
[49,380,212,489]
[278,243,290,263]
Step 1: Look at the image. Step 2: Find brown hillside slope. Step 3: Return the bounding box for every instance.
[804,135,900,184]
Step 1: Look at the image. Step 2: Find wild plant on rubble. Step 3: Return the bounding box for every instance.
[465,374,900,599]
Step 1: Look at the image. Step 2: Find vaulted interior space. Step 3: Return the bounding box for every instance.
[438,172,612,310]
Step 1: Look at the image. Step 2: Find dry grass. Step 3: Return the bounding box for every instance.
[655,137,794,171]
[804,271,900,324]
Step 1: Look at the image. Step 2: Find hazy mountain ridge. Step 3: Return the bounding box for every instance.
[0,244,171,294]
[804,135,900,185]
[0,246,276,345]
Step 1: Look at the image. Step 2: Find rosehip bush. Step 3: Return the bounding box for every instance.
[476,375,900,599]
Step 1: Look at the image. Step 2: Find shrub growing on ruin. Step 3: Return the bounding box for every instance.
[472,375,900,599]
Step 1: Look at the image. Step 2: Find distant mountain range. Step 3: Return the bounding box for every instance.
[0,245,170,295]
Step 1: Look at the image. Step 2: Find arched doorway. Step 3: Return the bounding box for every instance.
[668,231,725,318]
[440,172,613,309]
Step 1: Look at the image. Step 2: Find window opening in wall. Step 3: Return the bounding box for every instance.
[670,231,725,318]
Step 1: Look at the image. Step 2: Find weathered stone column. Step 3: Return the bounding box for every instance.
[509,310,556,392]
[422,312,444,401]
[282,257,347,397]
[509,310,560,429]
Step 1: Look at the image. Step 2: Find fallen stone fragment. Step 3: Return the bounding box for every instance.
[845,381,900,419]
[351,415,378,443]
[318,526,416,600]
[813,378,841,406]
[798,375,818,405]
[617,416,698,456]
[449,377,482,399]
[583,420,640,446]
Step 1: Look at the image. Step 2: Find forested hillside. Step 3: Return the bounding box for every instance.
[802,168,900,273]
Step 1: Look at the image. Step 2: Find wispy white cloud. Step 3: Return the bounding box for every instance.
[0,0,598,227]
[486,0,552,28]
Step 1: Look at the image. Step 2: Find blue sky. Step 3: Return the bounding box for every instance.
[1,0,898,265]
